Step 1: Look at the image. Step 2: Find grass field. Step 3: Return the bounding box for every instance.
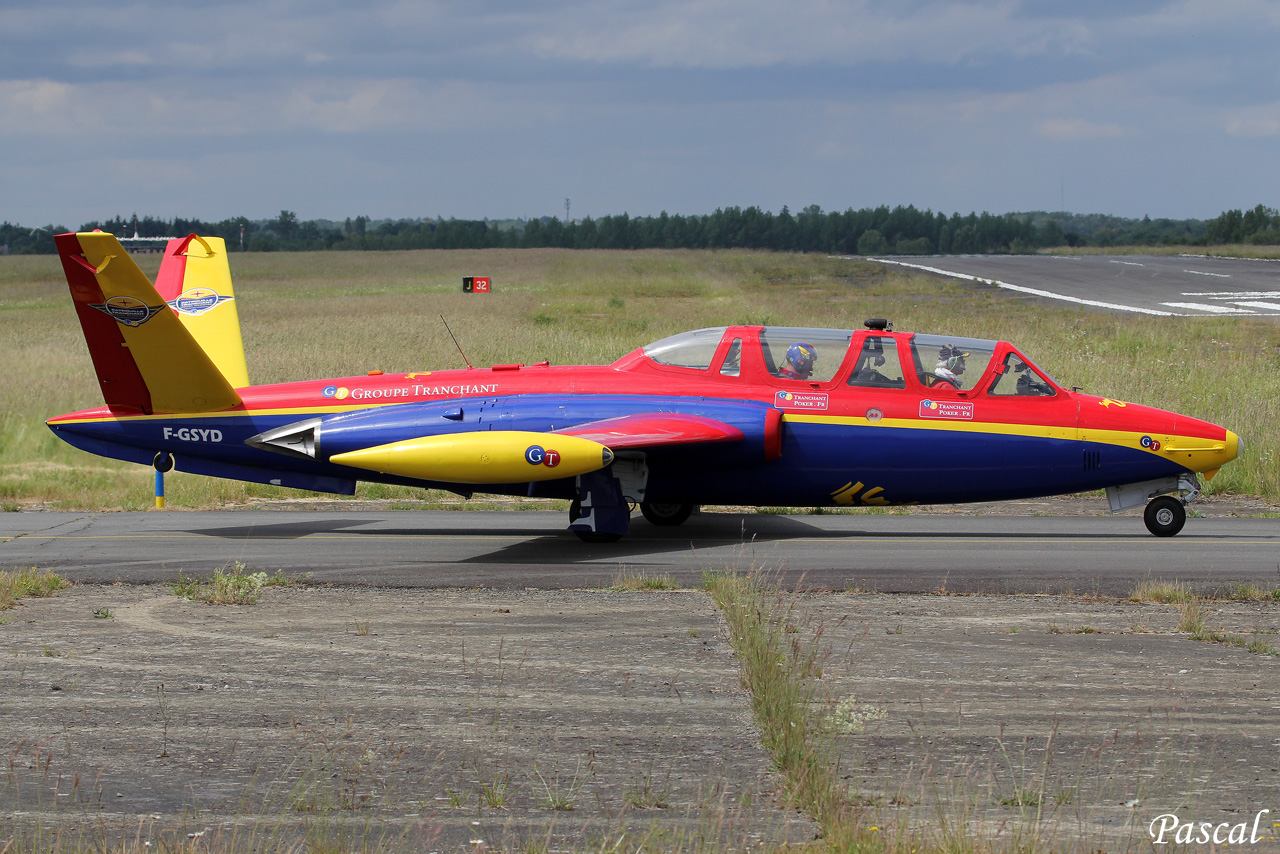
[2,248,1276,509]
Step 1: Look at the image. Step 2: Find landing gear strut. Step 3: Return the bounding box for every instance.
[568,470,629,543]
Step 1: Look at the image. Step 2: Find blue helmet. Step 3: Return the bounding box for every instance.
[786,342,816,372]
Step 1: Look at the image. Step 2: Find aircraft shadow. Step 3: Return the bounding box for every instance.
[192,518,378,540]
[182,512,1162,567]
[186,514,832,558]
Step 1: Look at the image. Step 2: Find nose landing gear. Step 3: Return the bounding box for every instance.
[1143,495,1186,537]
[1107,473,1201,537]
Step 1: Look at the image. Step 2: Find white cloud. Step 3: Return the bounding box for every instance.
[1225,103,1280,138]
[4,0,1280,224]
[0,76,562,138]
[521,0,1054,68]
[1037,117,1128,140]
[0,79,75,116]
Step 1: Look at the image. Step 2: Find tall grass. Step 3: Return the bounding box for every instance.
[702,570,849,831]
[2,248,1275,508]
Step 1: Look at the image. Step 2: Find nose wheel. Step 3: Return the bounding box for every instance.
[1144,495,1186,537]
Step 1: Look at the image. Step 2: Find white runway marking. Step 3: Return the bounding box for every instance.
[1160,302,1255,314]
[1179,290,1280,313]
[866,258,1176,316]
[1183,291,1280,298]
[1109,260,1145,267]
[1182,269,1232,278]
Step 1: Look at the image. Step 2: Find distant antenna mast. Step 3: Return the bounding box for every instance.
[564,198,570,222]
[440,315,473,369]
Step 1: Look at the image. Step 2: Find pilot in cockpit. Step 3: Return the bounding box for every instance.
[779,342,817,380]
[933,344,968,388]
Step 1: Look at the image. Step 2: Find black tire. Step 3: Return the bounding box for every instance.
[1144,496,1186,537]
[640,502,694,527]
[153,452,174,473]
[573,530,623,544]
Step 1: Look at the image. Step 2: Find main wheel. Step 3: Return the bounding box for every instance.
[640,502,694,527]
[1144,495,1186,537]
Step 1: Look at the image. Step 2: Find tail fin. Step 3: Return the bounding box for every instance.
[154,234,250,389]
[55,231,244,415]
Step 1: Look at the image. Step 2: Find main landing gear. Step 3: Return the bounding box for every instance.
[567,468,700,543]
[639,502,694,527]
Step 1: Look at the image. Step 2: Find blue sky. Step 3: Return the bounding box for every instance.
[3,0,1278,226]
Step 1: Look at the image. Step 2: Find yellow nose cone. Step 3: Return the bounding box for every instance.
[330,431,614,484]
[1225,430,1241,463]
[1167,428,1242,479]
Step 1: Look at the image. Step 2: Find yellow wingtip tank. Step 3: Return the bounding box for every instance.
[329,432,615,484]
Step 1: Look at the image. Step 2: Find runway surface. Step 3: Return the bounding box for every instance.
[3,509,1277,596]
[867,254,1280,317]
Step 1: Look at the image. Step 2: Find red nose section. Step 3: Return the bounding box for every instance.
[1076,394,1240,474]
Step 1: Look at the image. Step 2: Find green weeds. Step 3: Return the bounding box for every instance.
[477,774,513,809]
[0,567,68,609]
[170,562,299,605]
[1129,578,1196,603]
[534,759,585,811]
[701,569,848,832]
[611,569,678,590]
[1126,582,1280,657]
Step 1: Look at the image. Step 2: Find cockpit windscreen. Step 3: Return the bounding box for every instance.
[642,327,727,370]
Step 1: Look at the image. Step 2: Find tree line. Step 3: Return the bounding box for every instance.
[5,203,1270,256]
[1203,204,1280,245]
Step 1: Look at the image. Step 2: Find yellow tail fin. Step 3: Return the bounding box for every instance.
[155,235,250,388]
[56,231,243,414]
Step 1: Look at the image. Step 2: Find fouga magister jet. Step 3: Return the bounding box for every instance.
[47,231,1241,541]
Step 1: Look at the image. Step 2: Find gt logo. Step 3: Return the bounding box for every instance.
[163,427,223,442]
[524,445,561,467]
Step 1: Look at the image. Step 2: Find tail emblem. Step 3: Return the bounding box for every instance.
[89,295,165,327]
[167,287,234,317]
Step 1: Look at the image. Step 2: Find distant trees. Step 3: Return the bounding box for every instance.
[0,222,61,254]
[1206,204,1280,244]
[17,202,1280,256]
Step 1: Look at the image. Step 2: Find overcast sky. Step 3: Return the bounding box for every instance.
[3,0,1278,226]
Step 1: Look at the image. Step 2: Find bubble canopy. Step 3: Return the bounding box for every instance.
[637,326,1058,394]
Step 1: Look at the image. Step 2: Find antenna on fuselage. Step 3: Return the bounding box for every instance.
[440,314,473,369]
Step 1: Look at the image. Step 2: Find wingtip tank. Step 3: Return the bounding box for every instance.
[329,431,614,484]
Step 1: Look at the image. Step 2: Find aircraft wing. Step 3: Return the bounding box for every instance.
[553,413,745,449]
